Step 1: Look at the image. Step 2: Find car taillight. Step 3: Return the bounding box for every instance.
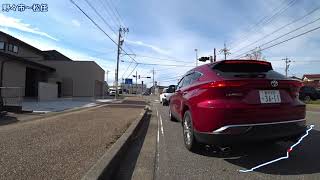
[202,80,247,88]
[289,81,303,98]
[201,80,247,98]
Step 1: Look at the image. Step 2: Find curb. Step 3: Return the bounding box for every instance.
[81,105,150,180]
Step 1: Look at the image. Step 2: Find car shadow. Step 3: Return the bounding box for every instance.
[193,129,320,175]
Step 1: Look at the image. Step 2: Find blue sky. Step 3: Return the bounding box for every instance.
[1,0,320,86]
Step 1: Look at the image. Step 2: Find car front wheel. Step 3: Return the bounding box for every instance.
[182,111,199,151]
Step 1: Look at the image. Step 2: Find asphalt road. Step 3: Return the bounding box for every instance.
[151,97,320,180]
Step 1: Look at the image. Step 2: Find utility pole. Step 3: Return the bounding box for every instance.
[135,71,138,93]
[214,48,216,62]
[283,57,291,77]
[115,27,129,99]
[195,49,198,66]
[220,42,231,60]
[152,68,155,94]
[141,81,144,94]
[106,70,110,84]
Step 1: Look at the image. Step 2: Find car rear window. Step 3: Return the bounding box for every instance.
[212,60,273,73]
[211,60,287,79]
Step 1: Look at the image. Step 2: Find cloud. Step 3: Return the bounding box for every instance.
[126,40,170,55]
[71,19,81,27]
[0,13,58,41]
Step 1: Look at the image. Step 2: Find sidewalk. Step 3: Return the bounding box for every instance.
[0,99,146,180]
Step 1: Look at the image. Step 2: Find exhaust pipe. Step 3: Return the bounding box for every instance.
[219,146,231,154]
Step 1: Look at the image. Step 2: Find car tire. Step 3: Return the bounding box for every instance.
[182,110,199,152]
[169,107,176,121]
[304,95,311,102]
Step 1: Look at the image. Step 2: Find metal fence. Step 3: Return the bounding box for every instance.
[0,87,23,107]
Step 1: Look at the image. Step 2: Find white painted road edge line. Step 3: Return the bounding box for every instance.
[239,125,315,173]
[160,115,164,136]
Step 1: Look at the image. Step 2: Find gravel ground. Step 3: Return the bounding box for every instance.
[0,105,144,180]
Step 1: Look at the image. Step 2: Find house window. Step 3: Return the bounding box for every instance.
[0,42,4,50]
[8,43,19,53]
[13,45,18,53]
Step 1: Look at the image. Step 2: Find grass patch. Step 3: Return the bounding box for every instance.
[305,100,320,104]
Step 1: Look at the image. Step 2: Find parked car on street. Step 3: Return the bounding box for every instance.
[159,85,176,106]
[109,89,116,96]
[299,86,320,101]
[169,60,306,151]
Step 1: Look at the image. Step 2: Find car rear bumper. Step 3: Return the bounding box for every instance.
[194,119,306,146]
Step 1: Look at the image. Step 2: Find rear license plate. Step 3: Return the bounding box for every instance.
[259,90,281,103]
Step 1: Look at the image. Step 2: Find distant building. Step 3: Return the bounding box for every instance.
[121,83,147,94]
[0,31,104,100]
[302,74,320,89]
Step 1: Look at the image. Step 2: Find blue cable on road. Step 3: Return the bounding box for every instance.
[239,124,314,173]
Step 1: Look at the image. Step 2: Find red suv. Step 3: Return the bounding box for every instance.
[169,60,306,151]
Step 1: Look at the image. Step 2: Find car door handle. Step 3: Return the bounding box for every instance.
[183,92,188,95]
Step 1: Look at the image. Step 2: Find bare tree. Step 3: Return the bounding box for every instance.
[245,47,265,60]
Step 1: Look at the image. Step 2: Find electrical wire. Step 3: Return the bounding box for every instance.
[83,0,117,35]
[70,0,139,65]
[97,0,122,28]
[236,24,320,58]
[231,6,320,56]
[121,60,194,67]
[104,0,126,27]
[229,0,298,50]
[134,55,192,63]
[126,63,138,79]
[234,16,320,58]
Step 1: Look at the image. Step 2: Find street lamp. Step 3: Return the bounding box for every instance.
[195,49,198,67]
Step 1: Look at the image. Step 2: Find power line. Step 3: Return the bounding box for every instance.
[97,0,122,28]
[228,0,288,48]
[105,0,126,27]
[232,6,320,56]
[70,0,139,64]
[121,60,194,67]
[133,55,192,63]
[83,0,117,35]
[235,17,320,58]
[238,25,320,58]
[126,63,138,79]
[229,0,298,50]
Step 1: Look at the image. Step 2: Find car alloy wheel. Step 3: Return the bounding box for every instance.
[182,111,199,151]
[183,116,192,146]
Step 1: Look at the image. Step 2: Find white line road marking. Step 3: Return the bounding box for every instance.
[239,125,315,173]
[157,112,160,143]
[160,115,164,136]
[157,110,159,117]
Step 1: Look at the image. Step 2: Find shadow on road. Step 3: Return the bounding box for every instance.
[111,110,152,179]
[0,113,18,125]
[193,129,320,175]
